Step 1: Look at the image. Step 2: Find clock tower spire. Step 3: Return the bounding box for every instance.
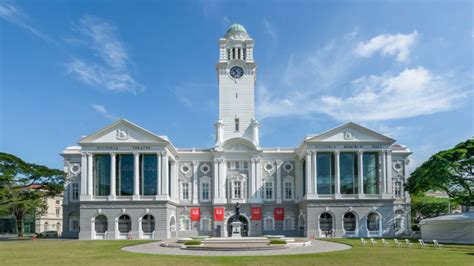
[215,24,259,149]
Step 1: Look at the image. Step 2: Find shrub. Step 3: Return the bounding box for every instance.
[269,239,286,245]
[184,240,202,245]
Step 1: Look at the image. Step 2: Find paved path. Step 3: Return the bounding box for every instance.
[122,240,351,256]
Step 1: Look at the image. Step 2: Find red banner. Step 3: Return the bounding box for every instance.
[274,208,284,221]
[251,207,262,221]
[190,208,200,221]
[214,207,224,221]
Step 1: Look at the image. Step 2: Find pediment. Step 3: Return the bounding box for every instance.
[78,119,168,144]
[307,122,395,143]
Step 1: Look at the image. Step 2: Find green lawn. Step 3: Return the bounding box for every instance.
[0,238,472,265]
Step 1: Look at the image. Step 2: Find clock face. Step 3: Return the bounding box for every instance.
[229,66,244,79]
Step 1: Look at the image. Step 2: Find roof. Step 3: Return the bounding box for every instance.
[420,212,474,225]
[224,23,249,39]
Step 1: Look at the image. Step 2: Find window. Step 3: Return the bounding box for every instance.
[340,152,358,194]
[319,213,333,232]
[363,153,379,194]
[227,49,231,60]
[94,215,107,233]
[201,182,210,201]
[72,183,79,200]
[56,208,60,217]
[234,118,239,131]
[56,200,60,205]
[233,181,242,199]
[200,217,211,231]
[317,153,335,194]
[395,209,404,215]
[142,215,155,233]
[118,215,131,233]
[284,180,293,200]
[141,154,158,195]
[118,154,134,196]
[44,222,49,231]
[367,213,380,231]
[264,181,273,200]
[343,212,356,232]
[264,217,274,230]
[170,216,176,231]
[94,154,111,196]
[394,217,402,230]
[69,213,79,232]
[394,181,402,198]
[179,216,191,231]
[181,183,189,200]
[228,161,248,172]
[284,217,295,230]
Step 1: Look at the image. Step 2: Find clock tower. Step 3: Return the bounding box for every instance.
[215,24,259,149]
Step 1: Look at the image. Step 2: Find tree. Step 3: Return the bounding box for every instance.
[0,152,64,237]
[406,139,474,209]
[410,195,458,226]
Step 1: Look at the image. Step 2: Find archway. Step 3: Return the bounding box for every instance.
[226,215,249,237]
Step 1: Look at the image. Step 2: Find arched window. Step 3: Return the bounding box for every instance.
[319,213,333,231]
[298,214,305,230]
[395,209,404,215]
[95,215,108,233]
[118,215,131,233]
[142,215,155,233]
[284,216,295,230]
[169,216,176,231]
[394,217,402,230]
[343,212,356,231]
[367,213,380,231]
[263,216,274,230]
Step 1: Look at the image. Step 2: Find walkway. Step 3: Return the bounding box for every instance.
[122,239,351,256]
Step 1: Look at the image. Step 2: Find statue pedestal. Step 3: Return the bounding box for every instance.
[231,221,242,238]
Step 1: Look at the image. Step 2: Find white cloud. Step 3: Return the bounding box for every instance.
[0,2,51,41]
[66,15,143,93]
[91,104,117,120]
[263,19,278,41]
[355,31,417,62]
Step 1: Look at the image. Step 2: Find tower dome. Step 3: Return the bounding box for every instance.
[224,23,249,39]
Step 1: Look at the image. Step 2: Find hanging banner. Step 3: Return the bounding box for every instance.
[274,208,284,221]
[190,208,200,221]
[251,207,262,221]
[214,207,225,221]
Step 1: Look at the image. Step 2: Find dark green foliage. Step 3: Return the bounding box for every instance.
[411,195,459,225]
[184,240,201,245]
[0,152,64,237]
[406,139,474,207]
[269,239,287,244]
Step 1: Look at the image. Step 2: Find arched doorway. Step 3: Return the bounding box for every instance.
[226,215,249,237]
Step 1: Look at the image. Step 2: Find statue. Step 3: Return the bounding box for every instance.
[234,202,241,222]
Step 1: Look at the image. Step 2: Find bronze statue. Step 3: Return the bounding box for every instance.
[234,202,240,222]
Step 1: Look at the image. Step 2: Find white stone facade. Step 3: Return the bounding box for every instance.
[61,24,412,240]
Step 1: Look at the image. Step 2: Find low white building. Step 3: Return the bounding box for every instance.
[61,24,412,240]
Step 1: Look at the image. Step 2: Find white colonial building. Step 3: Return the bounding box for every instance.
[61,24,412,240]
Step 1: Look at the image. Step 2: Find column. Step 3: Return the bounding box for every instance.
[87,153,93,197]
[380,151,386,195]
[192,161,198,204]
[170,161,176,200]
[133,153,140,199]
[156,152,162,196]
[334,151,340,196]
[161,152,169,196]
[109,153,116,199]
[213,159,219,201]
[255,157,262,200]
[80,153,87,197]
[313,151,318,196]
[276,160,283,203]
[305,151,312,196]
[386,150,393,194]
[358,150,364,197]
[249,158,255,200]
[295,160,301,200]
[219,159,226,199]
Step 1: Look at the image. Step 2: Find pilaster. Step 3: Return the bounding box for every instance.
[358,150,364,198]
[192,161,198,204]
[334,150,341,198]
[80,153,87,199]
[87,153,93,199]
[133,152,140,200]
[276,160,283,204]
[305,151,312,196]
[109,153,116,200]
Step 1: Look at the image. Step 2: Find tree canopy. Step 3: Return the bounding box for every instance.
[406,139,474,207]
[0,152,64,236]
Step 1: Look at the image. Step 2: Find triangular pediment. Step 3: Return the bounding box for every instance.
[78,119,169,144]
[306,122,395,143]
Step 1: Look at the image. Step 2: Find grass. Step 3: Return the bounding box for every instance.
[0,238,472,265]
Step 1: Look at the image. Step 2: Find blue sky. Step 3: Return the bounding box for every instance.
[1,0,472,171]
